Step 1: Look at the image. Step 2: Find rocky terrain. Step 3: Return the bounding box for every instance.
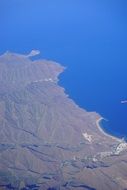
[0,51,127,190]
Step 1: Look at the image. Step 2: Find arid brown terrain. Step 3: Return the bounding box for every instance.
[0,51,127,190]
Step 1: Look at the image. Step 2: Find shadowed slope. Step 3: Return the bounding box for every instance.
[0,52,127,190]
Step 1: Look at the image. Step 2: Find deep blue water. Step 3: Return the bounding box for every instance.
[0,0,127,138]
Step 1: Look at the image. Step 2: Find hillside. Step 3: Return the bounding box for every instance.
[0,52,127,190]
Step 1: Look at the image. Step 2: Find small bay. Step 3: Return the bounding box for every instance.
[0,0,127,139]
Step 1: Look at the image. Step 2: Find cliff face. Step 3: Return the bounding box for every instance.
[0,52,127,190]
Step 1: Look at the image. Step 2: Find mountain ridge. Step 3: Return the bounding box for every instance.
[0,52,127,190]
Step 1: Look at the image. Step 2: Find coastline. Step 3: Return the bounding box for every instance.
[58,60,124,144]
[96,117,122,142]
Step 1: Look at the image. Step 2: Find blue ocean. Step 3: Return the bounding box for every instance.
[0,0,127,139]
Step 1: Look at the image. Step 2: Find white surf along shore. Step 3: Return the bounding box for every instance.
[96,117,123,142]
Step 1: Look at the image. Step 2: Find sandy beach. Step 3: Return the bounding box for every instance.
[96,117,122,142]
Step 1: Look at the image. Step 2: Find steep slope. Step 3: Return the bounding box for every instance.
[0,51,127,190]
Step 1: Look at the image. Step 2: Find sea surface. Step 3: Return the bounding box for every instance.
[0,0,127,139]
